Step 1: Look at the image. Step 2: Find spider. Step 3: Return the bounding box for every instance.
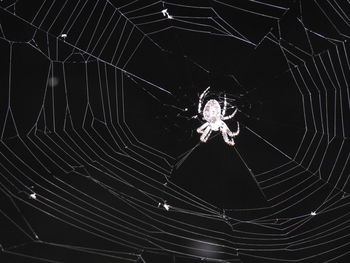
[196,87,240,146]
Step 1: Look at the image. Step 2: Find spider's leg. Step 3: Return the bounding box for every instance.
[221,121,240,137]
[198,86,210,114]
[221,123,236,146]
[200,126,212,143]
[222,107,238,120]
[228,122,240,137]
[222,94,227,116]
[222,129,235,146]
[196,122,210,134]
[220,122,239,146]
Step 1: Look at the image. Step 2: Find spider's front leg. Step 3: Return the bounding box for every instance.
[197,122,209,134]
[197,122,212,143]
[200,126,212,143]
[222,130,235,146]
[228,122,240,137]
[198,86,210,114]
[220,122,239,146]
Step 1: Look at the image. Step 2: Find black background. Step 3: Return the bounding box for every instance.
[1,0,350,262]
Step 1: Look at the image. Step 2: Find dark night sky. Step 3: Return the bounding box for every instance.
[1,1,350,263]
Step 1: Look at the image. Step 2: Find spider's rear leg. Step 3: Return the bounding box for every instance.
[222,94,227,116]
[198,87,210,114]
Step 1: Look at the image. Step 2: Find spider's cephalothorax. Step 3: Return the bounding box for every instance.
[197,87,240,146]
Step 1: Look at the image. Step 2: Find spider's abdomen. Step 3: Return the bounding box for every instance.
[203,99,221,124]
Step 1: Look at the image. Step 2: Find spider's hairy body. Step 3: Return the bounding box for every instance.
[203,100,221,131]
[196,87,240,146]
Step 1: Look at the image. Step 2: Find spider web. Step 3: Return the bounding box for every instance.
[1,0,350,262]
